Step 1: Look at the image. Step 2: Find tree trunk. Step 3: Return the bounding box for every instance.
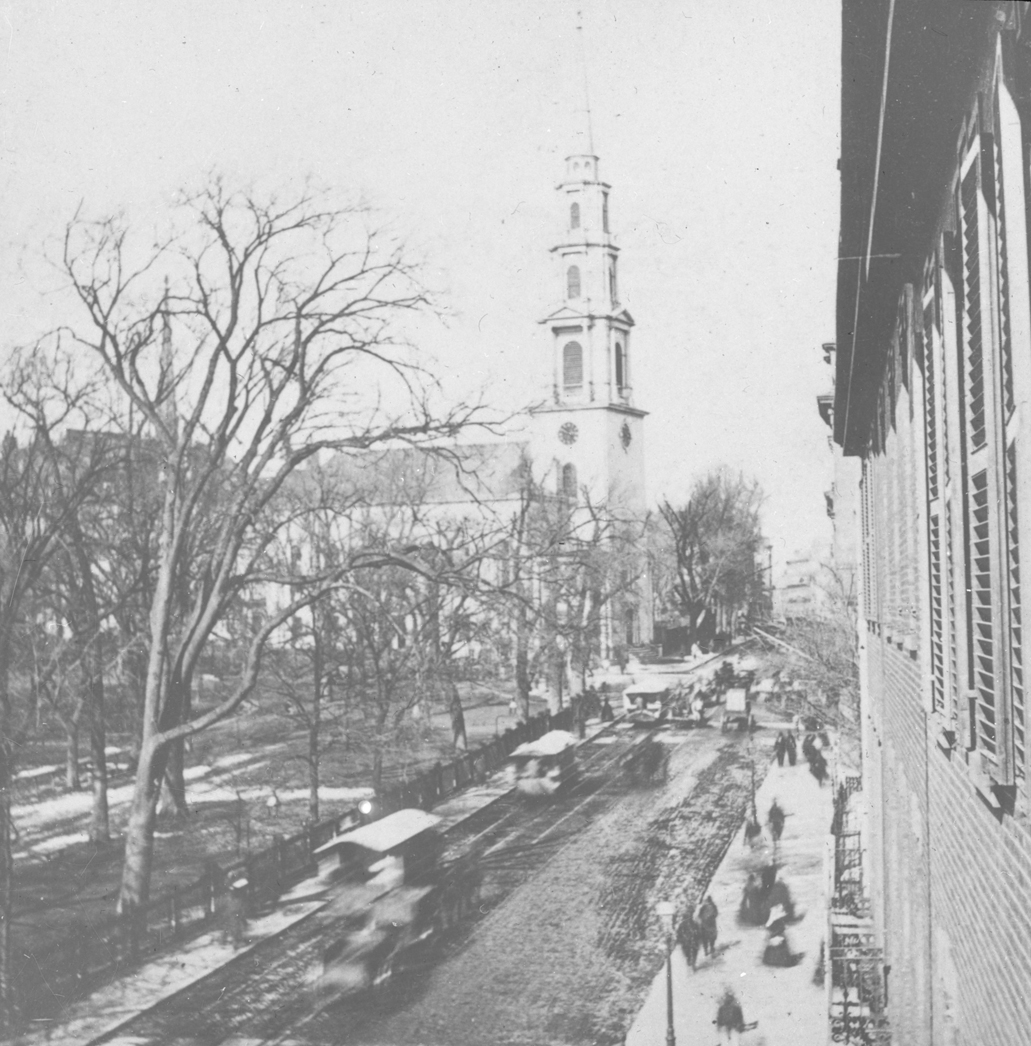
[118,741,166,912]
[65,724,80,791]
[309,638,322,823]
[515,603,531,721]
[308,725,320,823]
[87,634,109,844]
[158,739,188,820]
[449,681,467,751]
[0,715,13,1032]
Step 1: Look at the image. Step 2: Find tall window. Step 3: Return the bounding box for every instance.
[562,462,577,500]
[570,202,580,230]
[615,342,625,390]
[567,264,581,299]
[609,259,617,302]
[958,140,1000,771]
[602,194,609,233]
[563,341,583,393]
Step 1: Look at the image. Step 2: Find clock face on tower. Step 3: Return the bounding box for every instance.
[558,422,579,446]
[620,421,632,451]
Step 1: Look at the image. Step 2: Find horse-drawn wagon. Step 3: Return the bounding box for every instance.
[508,729,579,796]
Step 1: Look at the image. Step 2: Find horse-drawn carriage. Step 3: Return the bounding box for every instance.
[721,686,755,732]
[622,679,671,727]
[508,730,579,796]
[312,809,481,1001]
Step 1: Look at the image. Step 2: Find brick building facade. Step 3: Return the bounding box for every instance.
[835,4,1031,1043]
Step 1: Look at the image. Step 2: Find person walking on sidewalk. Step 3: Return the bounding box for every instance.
[677,909,701,971]
[785,731,797,766]
[715,988,746,1044]
[768,798,786,844]
[773,731,787,767]
[809,748,828,786]
[697,895,719,957]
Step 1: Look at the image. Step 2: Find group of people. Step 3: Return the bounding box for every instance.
[774,724,830,786]
[675,894,719,971]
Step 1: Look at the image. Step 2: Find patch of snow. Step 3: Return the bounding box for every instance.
[21,830,90,856]
[183,765,212,782]
[15,765,60,781]
[211,752,257,770]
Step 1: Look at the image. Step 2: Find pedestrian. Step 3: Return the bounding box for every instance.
[677,910,701,971]
[762,903,802,967]
[265,788,280,820]
[715,988,746,1044]
[773,731,786,767]
[767,872,796,922]
[697,895,719,957]
[743,815,762,847]
[785,731,797,766]
[221,879,248,947]
[768,798,786,844]
[809,749,828,786]
[738,872,763,926]
[801,733,816,764]
[600,695,615,722]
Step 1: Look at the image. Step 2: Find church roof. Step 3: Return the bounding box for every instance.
[310,441,532,507]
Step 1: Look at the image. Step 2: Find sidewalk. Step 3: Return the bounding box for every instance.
[15,716,618,1046]
[626,741,833,1046]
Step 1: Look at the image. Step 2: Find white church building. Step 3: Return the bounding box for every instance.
[280,139,654,663]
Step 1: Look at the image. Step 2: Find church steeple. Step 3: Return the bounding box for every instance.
[541,145,634,409]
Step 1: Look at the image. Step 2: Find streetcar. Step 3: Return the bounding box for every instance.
[622,679,671,727]
[312,809,481,1000]
[507,729,579,796]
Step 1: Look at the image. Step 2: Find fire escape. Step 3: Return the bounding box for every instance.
[828,777,891,1044]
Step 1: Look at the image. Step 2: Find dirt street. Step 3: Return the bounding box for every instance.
[293,724,768,1046]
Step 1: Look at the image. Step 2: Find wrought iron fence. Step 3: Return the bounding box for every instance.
[15,699,577,1025]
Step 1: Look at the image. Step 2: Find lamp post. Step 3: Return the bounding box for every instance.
[655,900,676,1046]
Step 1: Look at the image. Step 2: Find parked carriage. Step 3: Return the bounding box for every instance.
[312,809,481,1001]
[622,679,671,727]
[508,730,579,796]
[721,686,755,732]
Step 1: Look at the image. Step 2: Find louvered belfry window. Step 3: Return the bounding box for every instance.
[563,341,583,393]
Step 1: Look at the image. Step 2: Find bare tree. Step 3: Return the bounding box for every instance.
[0,361,113,1031]
[48,176,480,912]
[657,468,766,650]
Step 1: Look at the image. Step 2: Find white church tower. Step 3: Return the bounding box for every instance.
[530,143,648,517]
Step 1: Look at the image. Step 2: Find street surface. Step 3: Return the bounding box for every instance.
[93,719,769,1046]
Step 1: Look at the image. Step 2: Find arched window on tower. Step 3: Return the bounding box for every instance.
[615,342,625,391]
[563,341,583,394]
[570,202,580,230]
[602,194,609,233]
[567,264,581,299]
[609,259,617,303]
[562,463,578,500]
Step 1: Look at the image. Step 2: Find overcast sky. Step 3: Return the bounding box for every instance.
[0,0,841,567]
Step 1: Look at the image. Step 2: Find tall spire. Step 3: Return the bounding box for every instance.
[575,9,595,156]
